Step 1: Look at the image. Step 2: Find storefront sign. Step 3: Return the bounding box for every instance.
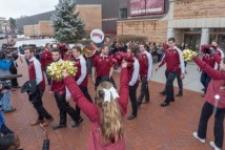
[130,0,165,17]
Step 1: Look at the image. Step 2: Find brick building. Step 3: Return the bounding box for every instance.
[117,0,225,50]
[24,21,54,37]
[18,0,225,50]
[20,0,102,37]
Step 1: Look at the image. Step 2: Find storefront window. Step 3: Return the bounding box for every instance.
[119,8,128,19]
[210,28,225,50]
[183,28,201,51]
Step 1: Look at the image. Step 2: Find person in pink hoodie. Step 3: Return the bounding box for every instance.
[63,61,129,150]
[192,55,225,150]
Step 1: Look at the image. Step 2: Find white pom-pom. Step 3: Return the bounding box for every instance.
[214,94,220,100]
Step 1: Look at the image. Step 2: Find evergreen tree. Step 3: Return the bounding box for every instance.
[9,18,17,34]
[53,0,85,43]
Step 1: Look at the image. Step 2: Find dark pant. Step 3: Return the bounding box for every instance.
[177,74,183,94]
[54,92,80,125]
[9,64,19,87]
[44,70,51,85]
[197,102,225,148]
[95,76,116,88]
[162,70,182,94]
[29,86,52,121]
[75,86,92,119]
[165,71,177,103]
[87,58,93,75]
[0,124,13,135]
[138,77,150,104]
[129,83,138,116]
[200,72,211,93]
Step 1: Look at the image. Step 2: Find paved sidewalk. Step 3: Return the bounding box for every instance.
[4,60,221,150]
[151,63,203,93]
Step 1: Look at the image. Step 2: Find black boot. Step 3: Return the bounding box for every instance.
[160,91,166,96]
[52,124,66,130]
[176,91,183,97]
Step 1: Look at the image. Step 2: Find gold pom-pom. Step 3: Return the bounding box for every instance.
[47,60,77,81]
[183,49,197,62]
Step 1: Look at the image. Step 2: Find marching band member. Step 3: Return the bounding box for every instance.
[92,45,115,88]
[40,44,53,85]
[127,44,140,120]
[137,44,153,106]
[71,46,92,126]
[211,41,225,70]
[72,46,92,101]
[24,48,53,126]
[156,38,185,107]
[50,49,82,130]
[200,45,218,94]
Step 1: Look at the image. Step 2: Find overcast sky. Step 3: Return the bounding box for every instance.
[0,0,58,19]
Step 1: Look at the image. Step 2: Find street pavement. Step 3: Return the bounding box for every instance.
[4,60,221,150]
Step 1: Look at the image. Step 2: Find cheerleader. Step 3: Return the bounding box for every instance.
[63,61,129,150]
[193,55,225,150]
[200,45,218,94]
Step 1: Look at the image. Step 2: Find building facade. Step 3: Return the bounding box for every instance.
[0,17,10,34]
[117,0,225,50]
[18,0,102,37]
[23,21,54,37]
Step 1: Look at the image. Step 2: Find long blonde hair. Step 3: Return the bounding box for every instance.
[95,81,123,143]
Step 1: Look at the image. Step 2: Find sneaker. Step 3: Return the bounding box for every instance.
[209,141,221,150]
[72,118,84,128]
[176,92,183,97]
[137,101,142,106]
[192,132,206,143]
[160,102,170,107]
[127,115,137,120]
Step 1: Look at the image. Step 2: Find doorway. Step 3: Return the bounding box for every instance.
[184,33,201,51]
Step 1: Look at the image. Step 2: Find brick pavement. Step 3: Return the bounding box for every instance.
[4,61,223,150]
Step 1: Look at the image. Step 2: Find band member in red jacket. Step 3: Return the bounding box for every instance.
[63,60,129,150]
[40,44,53,85]
[192,56,225,150]
[50,49,82,130]
[92,45,115,88]
[58,43,68,59]
[211,41,225,70]
[200,45,218,94]
[137,44,153,106]
[156,38,185,107]
[24,48,53,126]
[71,46,92,126]
[127,44,140,120]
